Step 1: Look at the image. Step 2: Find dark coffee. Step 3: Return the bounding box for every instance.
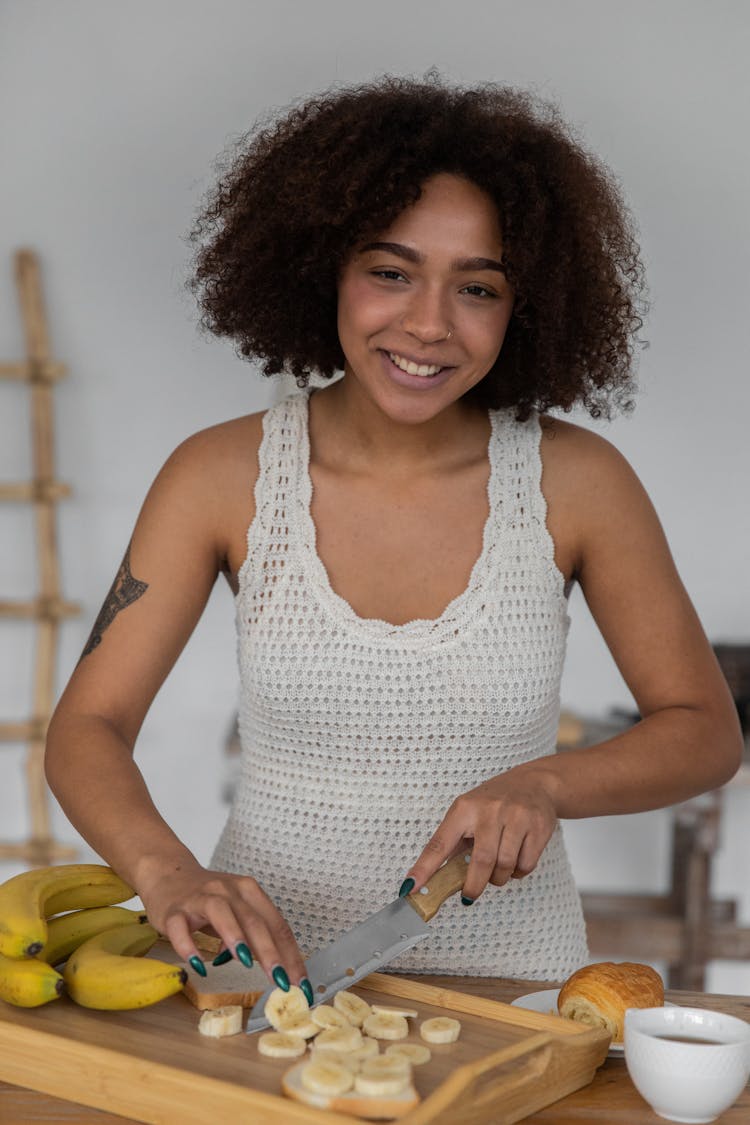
[652,1034,724,1045]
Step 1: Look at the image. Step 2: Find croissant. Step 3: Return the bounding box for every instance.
[557,961,664,1043]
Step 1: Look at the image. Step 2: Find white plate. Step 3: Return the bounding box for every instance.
[510,989,675,1057]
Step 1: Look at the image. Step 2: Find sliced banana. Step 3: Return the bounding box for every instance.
[264,985,310,1031]
[371,1003,419,1019]
[385,1042,432,1065]
[309,1046,362,1074]
[354,1055,412,1096]
[351,1036,380,1061]
[258,1031,307,1058]
[420,1016,461,1044]
[198,1005,243,1038]
[363,1011,410,1040]
[300,1057,355,1096]
[313,1025,363,1053]
[281,1012,320,1039]
[311,1003,350,1030]
[333,989,371,1027]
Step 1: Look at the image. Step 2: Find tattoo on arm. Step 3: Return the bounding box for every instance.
[79,542,149,660]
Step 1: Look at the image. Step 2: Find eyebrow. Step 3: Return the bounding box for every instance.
[360,241,505,274]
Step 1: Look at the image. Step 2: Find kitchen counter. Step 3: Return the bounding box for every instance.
[1,977,748,1123]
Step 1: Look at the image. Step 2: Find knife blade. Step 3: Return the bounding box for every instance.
[245,851,471,1034]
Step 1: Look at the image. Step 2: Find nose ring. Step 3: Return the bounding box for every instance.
[446,330,452,340]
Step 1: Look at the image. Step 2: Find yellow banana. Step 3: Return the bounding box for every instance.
[0,952,63,1007]
[40,906,148,966]
[0,864,134,959]
[64,922,187,1010]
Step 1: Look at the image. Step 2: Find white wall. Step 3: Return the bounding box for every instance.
[1,0,748,991]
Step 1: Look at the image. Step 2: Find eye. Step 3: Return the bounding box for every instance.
[371,268,407,282]
[461,284,497,299]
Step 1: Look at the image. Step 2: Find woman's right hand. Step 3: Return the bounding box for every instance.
[136,857,312,1001]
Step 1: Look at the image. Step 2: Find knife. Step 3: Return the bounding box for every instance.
[245,851,471,1034]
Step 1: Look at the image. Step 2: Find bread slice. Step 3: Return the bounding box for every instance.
[152,939,268,1010]
[282,1061,420,1120]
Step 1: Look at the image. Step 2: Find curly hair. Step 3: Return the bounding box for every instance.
[188,74,647,420]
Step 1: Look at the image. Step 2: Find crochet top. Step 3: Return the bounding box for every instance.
[211,390,589,980]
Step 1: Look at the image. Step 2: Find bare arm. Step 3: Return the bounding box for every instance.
[403,421,743,901]
[46,417,310,993]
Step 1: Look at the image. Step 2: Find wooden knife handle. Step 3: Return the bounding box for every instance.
[406,852,471,923]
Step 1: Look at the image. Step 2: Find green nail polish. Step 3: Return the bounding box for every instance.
[398,877,415,898]
[300,977,314,1006]
[189,955,207,977]
[461,896,475,906]
[272,965,290,991]
[236,943,253,969]
[212,949,232,967]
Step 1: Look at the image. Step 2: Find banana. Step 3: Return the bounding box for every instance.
[40,907,147,966]
[311,1003,350,1031]
[279,1012,319,1039]
[198,1005,244,1037]
[0,864,134,959]
[0,952,64,1008]
[313,1025,363,1053]
[385,1042,432,1065]
[309,1047,362,1074]
[264,985,311,1031]
[354,1055,411,1096]
[64,922,186,1010]
[363,1010,409,1040]
[419,1016,461,1044]
[258,1031,307,1058]
[300,1057,355,1096]
[332,990,371,1027]
[370,1003,419,1019]
[350,1036,380,1061]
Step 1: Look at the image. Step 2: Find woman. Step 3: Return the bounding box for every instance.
[45,77,742,1002]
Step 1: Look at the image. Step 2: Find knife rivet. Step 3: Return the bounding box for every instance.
[419,886,429,895]
[345,967,355,976]
[317,984,327,994]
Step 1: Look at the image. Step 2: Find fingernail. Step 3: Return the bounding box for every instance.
[189,955,207,977]
[398,877,415,898]
[461,896,475,906]
[212,949,233,967]
[272,964,290,991]
[300,977,314,1006]
[236,943,253,969]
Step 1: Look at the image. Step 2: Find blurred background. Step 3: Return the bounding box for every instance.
[1,0,748,992]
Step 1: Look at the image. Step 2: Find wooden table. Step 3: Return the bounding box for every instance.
[2,977,748,1124]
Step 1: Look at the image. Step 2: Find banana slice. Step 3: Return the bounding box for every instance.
[420,1016,461,1044]
[198,1005,243,1038]
[300,1057,355,1096]
[371,1003,419,1019]
[306,1048,361,1076]
[385,1042,432,1065]
[311,1003,350,1030]
[333,989,372,1027]
[354,1055,411,1096]
[313,1025,363,1053]
[351,1036,380,1061]
[258,1031,307,1058]
[363,1011,410,1040]
[281,1012,320,1039]
[264,985,310,1031]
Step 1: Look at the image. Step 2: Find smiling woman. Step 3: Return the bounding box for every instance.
[45,75,743,995]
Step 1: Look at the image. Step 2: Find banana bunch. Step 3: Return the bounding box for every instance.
[64,922,187,1010]
[0,863,134,959]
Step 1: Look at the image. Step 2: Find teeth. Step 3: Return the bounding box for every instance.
[388,352,443,377]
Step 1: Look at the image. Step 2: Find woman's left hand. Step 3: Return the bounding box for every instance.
[401,767,559,903]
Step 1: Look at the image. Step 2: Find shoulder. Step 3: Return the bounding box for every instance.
[537,414,646,499]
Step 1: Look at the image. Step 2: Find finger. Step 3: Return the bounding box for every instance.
[400,819,466,897]
[162,911,211,977]
[508,832,544,880]
[461,833,502,902]
[487,827,527,888]
[234,877,309,993]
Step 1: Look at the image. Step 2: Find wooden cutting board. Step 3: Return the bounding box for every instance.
[0,970,610,1124]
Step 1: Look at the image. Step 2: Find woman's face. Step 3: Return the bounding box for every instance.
[336,173,514,424]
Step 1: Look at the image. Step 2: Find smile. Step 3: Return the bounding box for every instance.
[388,351,444,378]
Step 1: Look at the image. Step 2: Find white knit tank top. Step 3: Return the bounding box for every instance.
[212,390,589,980]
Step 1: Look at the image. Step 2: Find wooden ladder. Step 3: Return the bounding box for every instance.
[0,250,79,866]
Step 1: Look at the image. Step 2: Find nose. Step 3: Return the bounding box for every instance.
[400,285,452,344]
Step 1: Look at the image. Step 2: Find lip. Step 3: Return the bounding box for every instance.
[378,349,457,391]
